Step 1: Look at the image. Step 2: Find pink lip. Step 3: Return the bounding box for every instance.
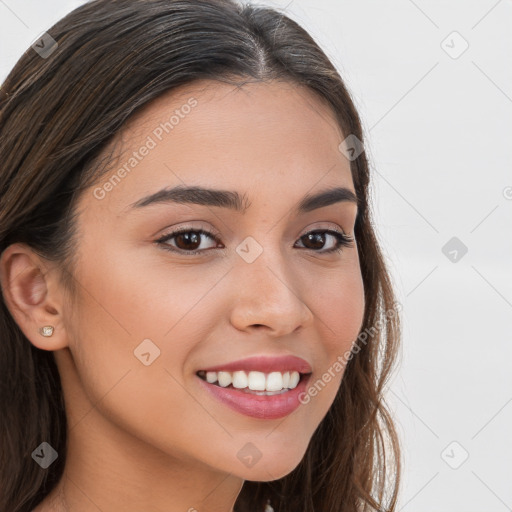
[196,373,311,420]
[198,355,313,374]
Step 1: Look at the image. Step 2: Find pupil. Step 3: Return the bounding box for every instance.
[178,232,200,250]
[305,232,324,249]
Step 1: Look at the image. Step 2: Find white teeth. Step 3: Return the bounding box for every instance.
[232,370,248,389]
[200,369,303,392]
[248,371,266,391]
[217,371,232,387]
[266,372,283,391]
[289,370,300,389]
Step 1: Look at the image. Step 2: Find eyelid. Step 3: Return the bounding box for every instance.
[299,224,349,237]
[157,221,351,241]
[157,222,221,240]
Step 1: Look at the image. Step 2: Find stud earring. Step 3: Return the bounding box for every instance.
[39,325,54,337]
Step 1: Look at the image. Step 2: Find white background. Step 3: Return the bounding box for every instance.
[1,1,511,510]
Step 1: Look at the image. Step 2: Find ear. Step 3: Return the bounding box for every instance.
[0,243,69,351]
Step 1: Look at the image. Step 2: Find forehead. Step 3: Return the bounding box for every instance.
[81,79,354,215]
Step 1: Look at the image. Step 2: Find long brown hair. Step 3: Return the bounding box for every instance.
[0,1,402,510]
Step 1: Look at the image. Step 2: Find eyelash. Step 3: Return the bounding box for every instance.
[155,226,355,256]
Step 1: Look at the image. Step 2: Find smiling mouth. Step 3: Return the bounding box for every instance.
[196,369,310,395]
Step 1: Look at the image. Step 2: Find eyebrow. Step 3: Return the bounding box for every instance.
[128,185,359,215]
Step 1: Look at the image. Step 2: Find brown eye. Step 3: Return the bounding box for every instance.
[157,228,221,255]
[295,230,354,254]
[156,227,354,256]
[174,231,201,251]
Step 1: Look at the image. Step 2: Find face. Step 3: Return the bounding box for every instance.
[60,79,365,481]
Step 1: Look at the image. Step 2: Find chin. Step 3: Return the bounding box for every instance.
[234,447,308,482]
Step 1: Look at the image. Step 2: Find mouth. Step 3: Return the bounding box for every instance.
[194,355,313,420]
[196,369,309,395]
[196,370,312,420]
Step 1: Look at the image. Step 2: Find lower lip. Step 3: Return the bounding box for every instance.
[196,374,311,420]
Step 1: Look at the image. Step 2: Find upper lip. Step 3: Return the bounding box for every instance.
[198,355,313,374]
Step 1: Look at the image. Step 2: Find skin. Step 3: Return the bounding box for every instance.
[1,79,365,511]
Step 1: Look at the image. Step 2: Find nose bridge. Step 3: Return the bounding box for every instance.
[230,234,313,333]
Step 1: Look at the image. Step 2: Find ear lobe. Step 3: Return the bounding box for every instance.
[0,243,68,351]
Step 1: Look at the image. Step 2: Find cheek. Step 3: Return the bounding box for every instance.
[65,252,230,444]
[65,281,227,464]
[314,261,365,353]
[66,257,198,390]
[299,262,365,410]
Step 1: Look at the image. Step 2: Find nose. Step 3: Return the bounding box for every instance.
[229,247,314,336]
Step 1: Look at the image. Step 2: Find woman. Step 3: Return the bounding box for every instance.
[0,0,402,510]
